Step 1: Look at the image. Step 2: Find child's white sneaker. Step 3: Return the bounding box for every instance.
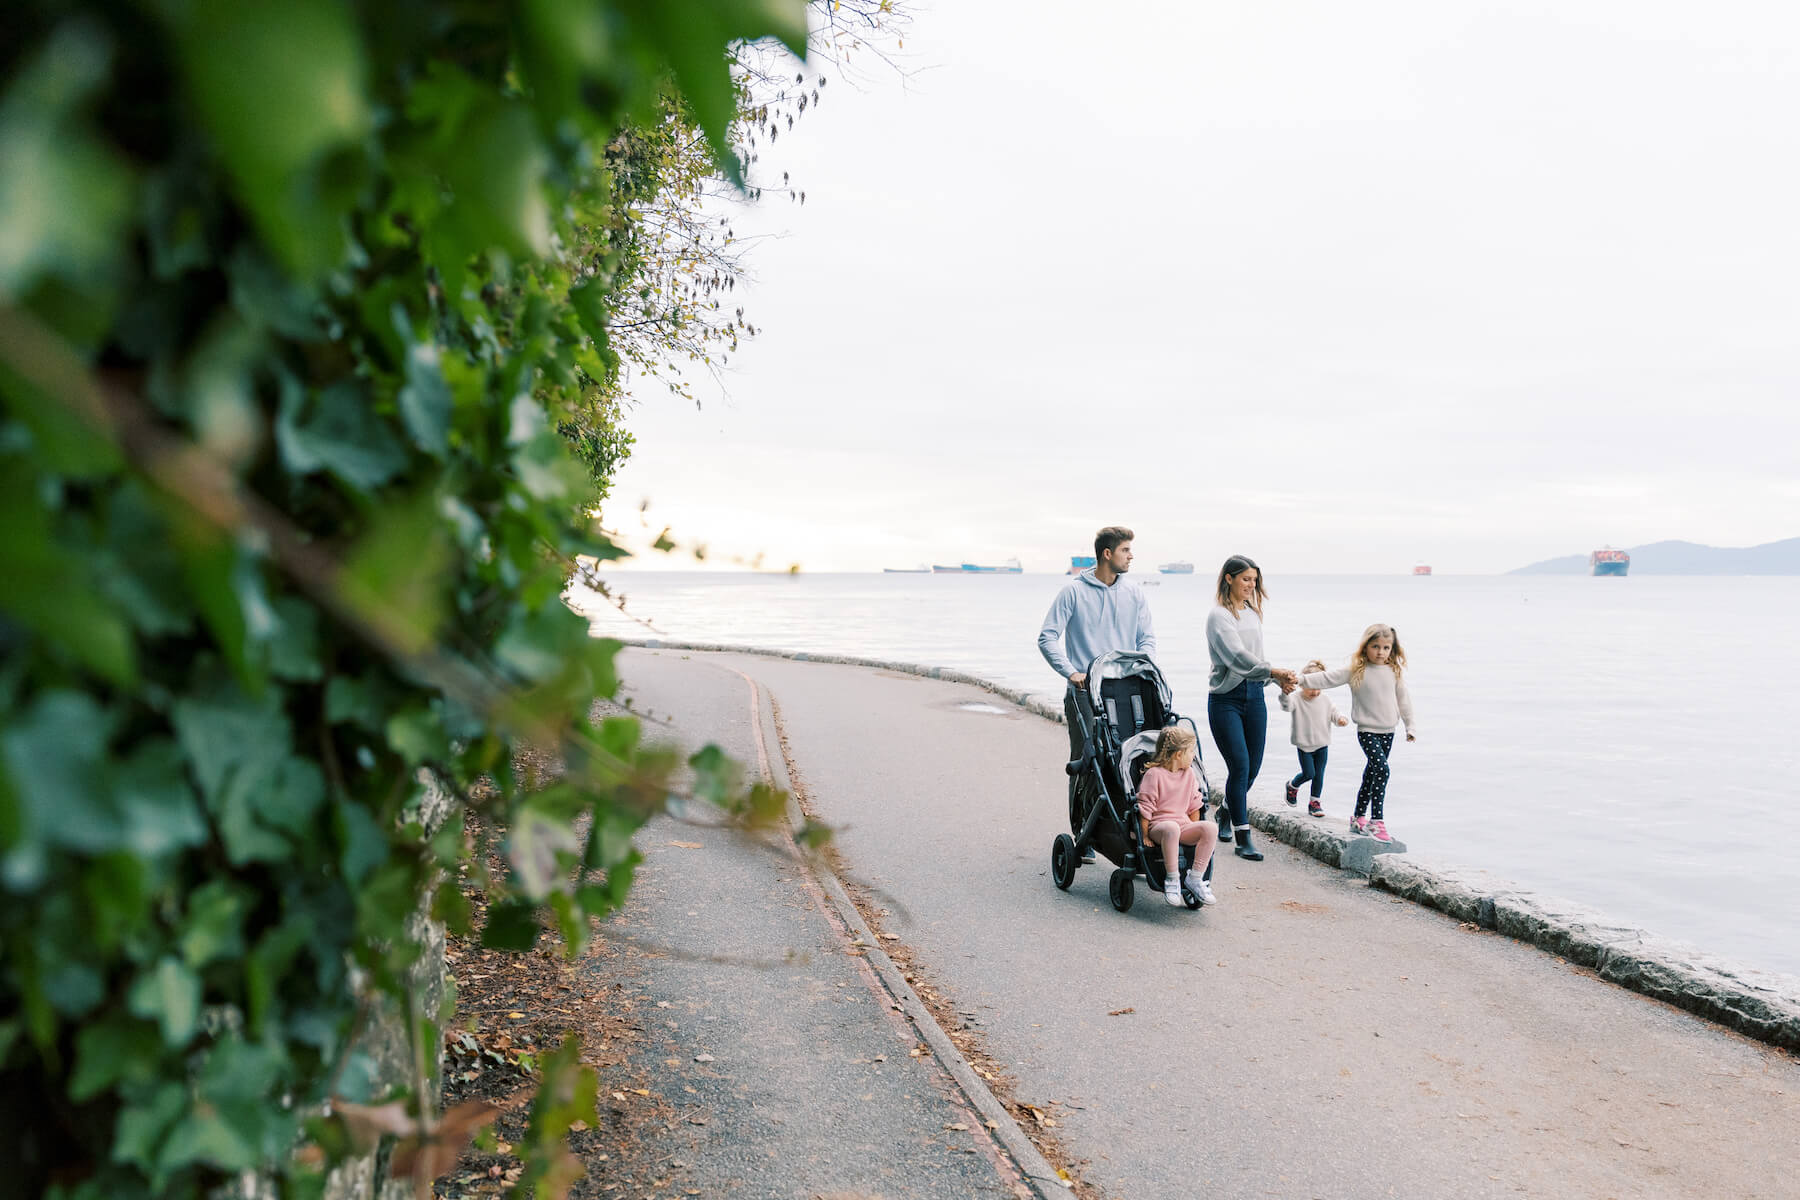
[1163,882,1184,907]
[1186,874,1214,904]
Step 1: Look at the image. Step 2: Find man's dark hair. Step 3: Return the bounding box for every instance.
[1095,526,1134,560]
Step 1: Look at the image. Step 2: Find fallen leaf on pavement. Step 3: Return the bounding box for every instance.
[1107,1007,1134,1016]
[944,1122,969,1131]
[669,841,703,849]
[694,1053,715,1062]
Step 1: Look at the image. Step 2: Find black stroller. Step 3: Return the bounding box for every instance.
[1050,651,1217,912]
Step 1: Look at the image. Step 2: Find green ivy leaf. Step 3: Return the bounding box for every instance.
[0,471,137,684]
[173,682,323,865]
[113,1081,189,1174]
[398,339,453,458]
[687,742,740,809]
[70,1016,165,1102]
[507,804,581,902]
[325,671,391,731]
[265,595,324,682]
[127,957,201,1048]
[575,849,639,921]
[275,378,407,493]
[178,880,249,968]
[114,738,210,859]
[479,899,541,951]
[0,24,134,310]
[514,1035,598,1196]
[0,690,128,859]
[334,798,389,886]
[337,493,452,656]
[160,1038,294,1172]
[168,0,370,276]
[439,101,553,262]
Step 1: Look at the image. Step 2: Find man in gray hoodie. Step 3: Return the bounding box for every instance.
[1038,526,1156,858]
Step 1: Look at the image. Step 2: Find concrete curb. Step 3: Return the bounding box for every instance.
[1242,804,1410,873]
[626,639,1800,1056]
[739,662,1070,1196]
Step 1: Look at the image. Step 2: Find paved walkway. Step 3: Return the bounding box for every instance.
[612,648,1800,1200]
[584,651,1034,1199]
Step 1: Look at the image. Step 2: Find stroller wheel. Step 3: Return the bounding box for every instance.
[1050,835,1078,891]
[1182,886,1203,910]
[1108,869,1135,913]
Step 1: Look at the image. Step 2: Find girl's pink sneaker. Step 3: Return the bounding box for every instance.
[1350,816,1370,835]
[1369,819,1391,843]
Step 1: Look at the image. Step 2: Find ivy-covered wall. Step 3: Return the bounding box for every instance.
[0,2,806,1196]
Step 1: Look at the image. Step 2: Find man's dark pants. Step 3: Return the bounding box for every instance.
[1064,687,1097,836]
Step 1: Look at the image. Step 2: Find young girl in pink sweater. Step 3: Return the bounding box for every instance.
[1136,727,1219,906]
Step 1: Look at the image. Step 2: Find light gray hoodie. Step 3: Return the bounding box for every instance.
[1037,570,1156,680]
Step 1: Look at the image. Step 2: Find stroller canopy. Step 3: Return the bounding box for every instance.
[1083,651,1173,715]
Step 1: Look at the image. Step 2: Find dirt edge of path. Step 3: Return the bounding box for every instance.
[768,693,1102,1200]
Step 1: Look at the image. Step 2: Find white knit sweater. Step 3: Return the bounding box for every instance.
[1298,663,1415,735]
[1278,690,1345,751]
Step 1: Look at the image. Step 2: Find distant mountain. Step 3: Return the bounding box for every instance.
[1511,537,1800,575]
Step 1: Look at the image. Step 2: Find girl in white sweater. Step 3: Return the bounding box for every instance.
[1279,659,1350,818]
[1298,624,1416,843]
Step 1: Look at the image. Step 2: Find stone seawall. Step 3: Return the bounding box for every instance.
[618,638,1800,1054]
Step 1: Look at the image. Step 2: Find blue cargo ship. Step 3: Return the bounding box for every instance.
[1067,555,1096,575]
[1590,547,1630,576]
[933,558,1024,574]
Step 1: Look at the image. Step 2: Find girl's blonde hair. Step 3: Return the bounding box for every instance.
[1349,623,1406,687]
[1145,726,1197,772]
[1214,554,1268,616]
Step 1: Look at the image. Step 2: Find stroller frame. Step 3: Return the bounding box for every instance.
[1050,652,1216,913]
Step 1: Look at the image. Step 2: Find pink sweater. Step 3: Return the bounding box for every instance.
[1137,765,1202,825]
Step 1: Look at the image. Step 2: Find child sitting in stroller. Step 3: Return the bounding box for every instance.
[1136,727,1219,906]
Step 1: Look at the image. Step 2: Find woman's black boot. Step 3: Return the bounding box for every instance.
[1234,828,1264,861]
[1215,806,1233,844]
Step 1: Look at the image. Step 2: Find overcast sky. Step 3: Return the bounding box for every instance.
[602,0,1800,574]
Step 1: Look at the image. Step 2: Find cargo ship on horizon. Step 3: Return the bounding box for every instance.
[1590,547,1630,576]
[1158,561,1195,574]
[1067,555,1096,575]
[933,558,1024,575]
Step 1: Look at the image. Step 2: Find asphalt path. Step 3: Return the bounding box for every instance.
[585,651,1032,1199]
[620,647,1800,1200]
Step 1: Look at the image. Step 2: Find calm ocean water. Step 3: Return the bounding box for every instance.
[574,571,1800,979]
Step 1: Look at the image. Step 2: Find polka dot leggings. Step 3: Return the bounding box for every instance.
[1355,731,1395,820]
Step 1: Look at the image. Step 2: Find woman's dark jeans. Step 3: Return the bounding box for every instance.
[1207,680,1266,828]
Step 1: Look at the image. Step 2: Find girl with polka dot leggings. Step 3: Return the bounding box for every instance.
[1354,731,1395,830]
[1296,623,1416,843]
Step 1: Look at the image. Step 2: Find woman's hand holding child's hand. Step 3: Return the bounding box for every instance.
[1335,715,1349,727]
[1406,732,1417,742]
